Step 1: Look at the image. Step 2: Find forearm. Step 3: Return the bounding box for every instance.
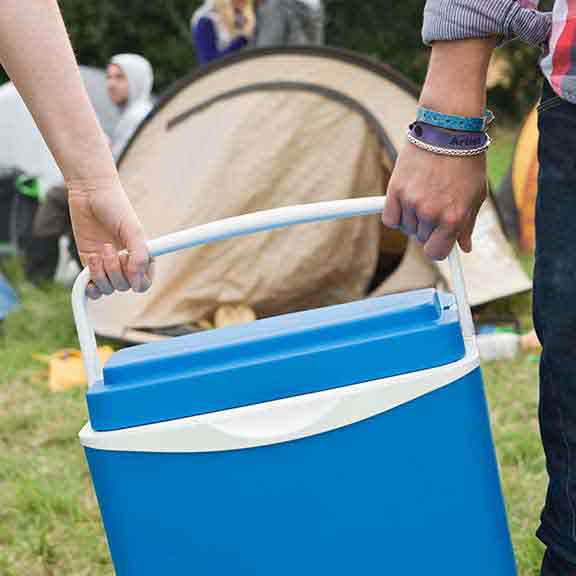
[419,39,497,117]
[0,0,116,183]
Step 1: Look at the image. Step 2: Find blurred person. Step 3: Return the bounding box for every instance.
[107,54,154,162]
[192,0,256,66]
[254,0,324,48]
[381,1,576,574]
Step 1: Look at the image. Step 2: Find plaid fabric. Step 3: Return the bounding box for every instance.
[422,1,576,103]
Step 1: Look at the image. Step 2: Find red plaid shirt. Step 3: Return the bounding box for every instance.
[537,0,576,99]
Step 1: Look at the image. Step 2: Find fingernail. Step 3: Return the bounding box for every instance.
[87,284,101,300]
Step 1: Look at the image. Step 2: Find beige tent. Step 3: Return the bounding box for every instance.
[91,47,531,342]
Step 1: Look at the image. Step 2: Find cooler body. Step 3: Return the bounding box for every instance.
[80,289,517,576]
[84,368,515,576]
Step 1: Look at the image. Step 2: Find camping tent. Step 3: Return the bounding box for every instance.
[0,273,17,321]
[0,66,119,191]
[495,105,538,252]
[90,47,531,342]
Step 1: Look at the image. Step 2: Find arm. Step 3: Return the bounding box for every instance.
[382,0,550,260]
[194,18,248,65]
[222,37,249,55]
[0,0,150,298]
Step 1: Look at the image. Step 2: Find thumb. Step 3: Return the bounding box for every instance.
[457,198,483,253]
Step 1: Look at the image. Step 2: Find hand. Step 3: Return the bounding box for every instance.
[382,142,487,261]
[67,177,153,300]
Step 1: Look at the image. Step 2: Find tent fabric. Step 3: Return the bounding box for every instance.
[90,47,531,343]
[512,106,538,252]
[495,105,538,252]
[0,273,18,320]
[0,66,119,191]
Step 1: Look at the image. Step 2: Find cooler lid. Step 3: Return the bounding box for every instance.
[87,289,465,431]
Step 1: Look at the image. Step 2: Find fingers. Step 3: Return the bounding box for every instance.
[457,211,475,254]
[86,281,102,301]
[424,225,460,261]
[85,242,151,299]
[458,192,485,254]
[400,205,418,237]
[384,197,467,261]
[123,225,152,293]
[416,217,435,245]
[88,253,113,296]
[103,244,131,292]
[381,187,401,229]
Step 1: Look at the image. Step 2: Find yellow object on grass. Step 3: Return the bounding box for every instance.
[34,347,114,392]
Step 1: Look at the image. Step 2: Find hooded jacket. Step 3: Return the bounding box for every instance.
[255,0,324,47]
[110,54,154,161]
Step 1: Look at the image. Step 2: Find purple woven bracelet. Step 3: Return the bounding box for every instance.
[407,121,490,155]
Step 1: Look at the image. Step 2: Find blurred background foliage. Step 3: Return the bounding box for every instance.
[0,1,554,119]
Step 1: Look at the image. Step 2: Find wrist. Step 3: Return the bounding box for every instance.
[419,39,497,117]
[66,174,121,196]
[57,124,117,184]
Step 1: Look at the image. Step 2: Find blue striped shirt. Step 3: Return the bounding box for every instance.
[422,1,576,103]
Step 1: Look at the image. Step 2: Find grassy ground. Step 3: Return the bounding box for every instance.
[0,133,546,575]
[488,126,517,191]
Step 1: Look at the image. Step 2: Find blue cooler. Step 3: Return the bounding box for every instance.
[73,199,517,576]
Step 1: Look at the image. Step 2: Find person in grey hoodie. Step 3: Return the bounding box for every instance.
[254,0,324,47]
[106,53,154,161]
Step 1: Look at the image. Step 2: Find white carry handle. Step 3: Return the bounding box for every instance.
[72,197,475,388]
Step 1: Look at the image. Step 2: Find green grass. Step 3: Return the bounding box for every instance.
[0,140,545,574]
[488,127,517,190]
[0,265,113,575]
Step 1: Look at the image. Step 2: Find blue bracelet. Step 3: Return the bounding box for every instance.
[416,106,494,132]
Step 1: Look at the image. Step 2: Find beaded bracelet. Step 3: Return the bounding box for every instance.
[416,107,494,133]
[407,121,491,157]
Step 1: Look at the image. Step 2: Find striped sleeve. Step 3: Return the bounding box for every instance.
[422,0,552,47]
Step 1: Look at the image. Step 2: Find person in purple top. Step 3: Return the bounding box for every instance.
[192,0,256,66]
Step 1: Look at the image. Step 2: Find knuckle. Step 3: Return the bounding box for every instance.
[415,203,436,223]
[105,257,121,271]
[403,194,417,210]
[387,175,405,196]
[441,208,464,230]
[132,253,150,269]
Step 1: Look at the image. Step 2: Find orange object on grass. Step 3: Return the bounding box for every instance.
[34,347,114,392]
